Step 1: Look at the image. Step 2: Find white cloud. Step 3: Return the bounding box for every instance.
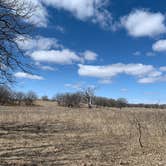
[83,50,98,61]
[159,66,166,72]
[39,65,55,71]
[78,63,163,84]
[17,36,61,51]
[35,62,55,71]
[14,72,44,80]
[121,9,166,37]
[138,76,166,84]
[30,49,82,64]
[41,0,112,29]
[22,0,113,29]
[152,40,166,52]
[17,35,99,65]
[78,63,160,78]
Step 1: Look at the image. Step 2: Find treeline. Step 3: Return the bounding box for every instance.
[54,92,129,109]
[54,92,166,109]
[1,86,165,109]
[0,85,37,106]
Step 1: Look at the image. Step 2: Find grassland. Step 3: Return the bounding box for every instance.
[0,101,166,166]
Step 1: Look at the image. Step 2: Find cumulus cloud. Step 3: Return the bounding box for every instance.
[30,49,82,64]
[16,35,61,51]
[38,65,55,71]
[78,63,164,84]
[17,35,98,65]
[14,72,44,80]
[24,0,113,29]
[152,39,166,52]
[35,62,55,71]
[78,63,160,78]
[41,0,112,29]
[121,9,166,37]
[138,76,166,84]
[159,66,166,72]
[83,50,98,61]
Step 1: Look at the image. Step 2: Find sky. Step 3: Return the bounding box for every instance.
[14,0,166,104]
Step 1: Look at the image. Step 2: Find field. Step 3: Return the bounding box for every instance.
[0,101,166,166]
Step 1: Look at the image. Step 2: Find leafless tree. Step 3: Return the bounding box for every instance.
[0,0,35,84]
[84,87,95,109]
[15,91,25,105]
[56,92,83,108]
[24,91,37,106]
[0,85,12,104]
[116,98,128,109]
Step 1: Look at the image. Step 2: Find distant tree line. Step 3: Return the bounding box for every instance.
[0,85,37,106]
[54,92,128,109]
[1,85,165,109]
[54,91,166,109]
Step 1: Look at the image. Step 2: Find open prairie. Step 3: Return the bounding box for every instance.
[0,101,166,166]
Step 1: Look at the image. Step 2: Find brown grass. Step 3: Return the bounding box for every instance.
[0,101,166,165]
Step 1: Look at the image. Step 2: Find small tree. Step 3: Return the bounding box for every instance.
[25,91,37,105]
[116,98,128,109]
[84,87,95,109]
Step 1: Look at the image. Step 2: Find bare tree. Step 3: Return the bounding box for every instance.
[0,0,35,84]
[84,87,95,109]
[0,85,12,105]
[15,91,25,105]
[25,91,37,106]
[116,98,128,109]
[56,92,83,108]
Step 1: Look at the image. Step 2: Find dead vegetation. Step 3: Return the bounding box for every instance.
[0,101,166,165]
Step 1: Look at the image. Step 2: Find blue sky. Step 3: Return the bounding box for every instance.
[14,0,166,104]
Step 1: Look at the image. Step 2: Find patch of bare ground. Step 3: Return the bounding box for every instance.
[0,101,166,165]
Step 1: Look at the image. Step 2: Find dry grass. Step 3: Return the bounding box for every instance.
[0,101,166,165]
